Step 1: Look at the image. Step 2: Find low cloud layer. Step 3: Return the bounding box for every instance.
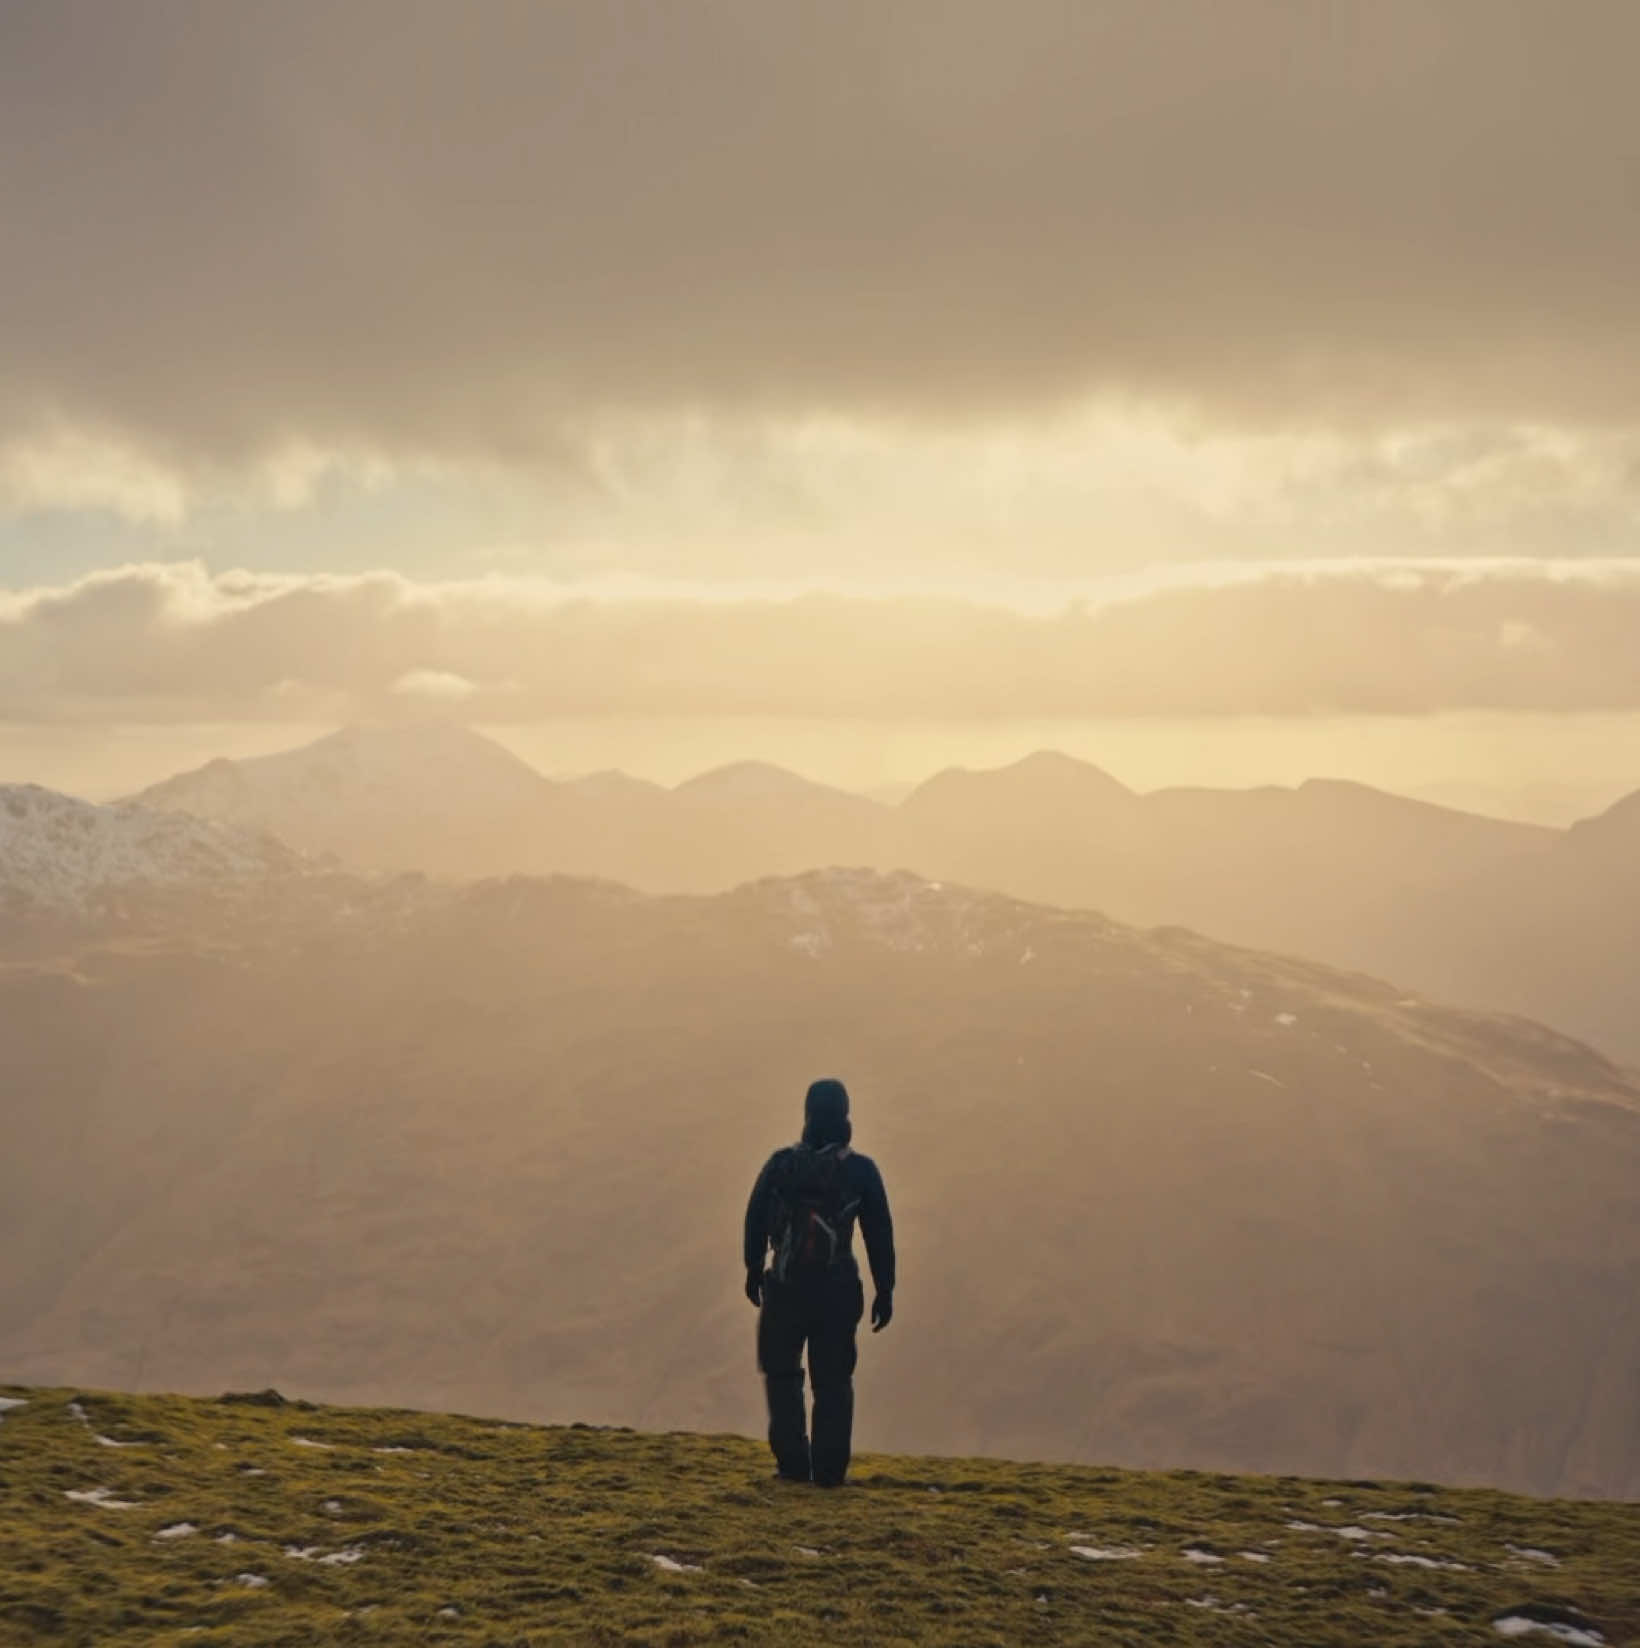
[8,560,1640,723]
[3,1,1639,484]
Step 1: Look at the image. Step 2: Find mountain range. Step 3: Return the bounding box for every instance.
[2,822,1638,1497]
[127,724,1640,1061]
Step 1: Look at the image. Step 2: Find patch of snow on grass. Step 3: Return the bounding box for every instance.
[283,1546,323,1561]
[66,1399,143,1447]
[231,1574,269,1590]
[1181,1546,1224,1565]
[154,1523,197,1540]
[1492,1616,1604,1645]
[793,1546,822,1558]
[319,1548,366,1566]
[651,1555,702,1573]
[1506,1544,1561,1566]
[289,1436,334,1449]
[1284,1519,1383,1541]
[1374,1552,1470,1571]
[1239,1550,1271,1563]
[64,1486,140,1509]
[1187,1596,1254,1614]
[1362,1510,1460,1524]
[1071,1545,1141,1561]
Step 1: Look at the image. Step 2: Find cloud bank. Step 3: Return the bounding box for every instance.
[8,560,1640,723]
[3,0,1639,483]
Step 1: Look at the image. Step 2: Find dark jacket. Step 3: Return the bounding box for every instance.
[744,1145,896,1296]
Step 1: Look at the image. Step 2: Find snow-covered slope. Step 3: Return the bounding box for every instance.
[0,784,303,912]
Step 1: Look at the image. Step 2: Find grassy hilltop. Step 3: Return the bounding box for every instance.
[2,1387,1637,1646]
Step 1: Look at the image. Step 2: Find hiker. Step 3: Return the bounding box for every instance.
[743,1077,895,1486]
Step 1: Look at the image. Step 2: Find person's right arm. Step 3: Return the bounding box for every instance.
[742,1152,779,1304]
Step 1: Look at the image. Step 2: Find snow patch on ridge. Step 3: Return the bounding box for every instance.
[763,868,1049,961]
[0,784,302,912]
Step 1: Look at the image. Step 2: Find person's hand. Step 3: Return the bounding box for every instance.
[745,1269,763,1308]
[870,1290,893,1332]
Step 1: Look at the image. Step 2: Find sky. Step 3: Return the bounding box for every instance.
[3,2,1639,805]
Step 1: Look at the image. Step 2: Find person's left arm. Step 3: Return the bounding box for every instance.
[858,1157,896,1329]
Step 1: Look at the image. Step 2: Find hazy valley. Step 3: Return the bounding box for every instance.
[4,781,1640,1499]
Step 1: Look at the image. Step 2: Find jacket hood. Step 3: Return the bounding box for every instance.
[801,1077,852,1148]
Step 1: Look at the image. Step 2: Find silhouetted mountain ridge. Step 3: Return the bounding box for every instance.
[123,727,1640,1058]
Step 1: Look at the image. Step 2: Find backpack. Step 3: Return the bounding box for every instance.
[770,1143,861,1283]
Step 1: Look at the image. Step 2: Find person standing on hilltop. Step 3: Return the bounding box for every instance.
[743,1078,896,1487]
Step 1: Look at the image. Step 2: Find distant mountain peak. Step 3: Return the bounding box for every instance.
[672,760,867,804]
[1006,749,1131,786]
[565,769,668,800]
[904,749,1133,810]
[288,721,543,774]
[131,723,551,818]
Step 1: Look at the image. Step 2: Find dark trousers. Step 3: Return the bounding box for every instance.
[756,1265,865,1486]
